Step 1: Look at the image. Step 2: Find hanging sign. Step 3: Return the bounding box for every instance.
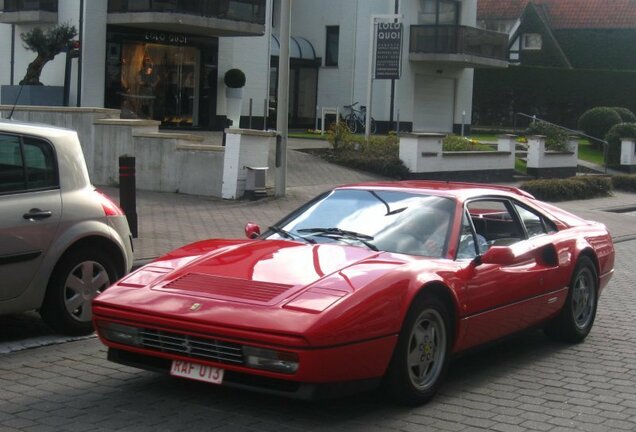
[375,22,402,79]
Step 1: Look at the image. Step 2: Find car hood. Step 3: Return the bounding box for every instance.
[94,239,422,345]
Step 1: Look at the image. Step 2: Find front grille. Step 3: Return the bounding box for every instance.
[139,328,244,365]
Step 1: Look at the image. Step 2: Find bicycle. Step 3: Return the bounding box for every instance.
[343,102,377,134]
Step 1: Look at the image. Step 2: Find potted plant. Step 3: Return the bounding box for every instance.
[1,24,77,106]
[224,68,246,128]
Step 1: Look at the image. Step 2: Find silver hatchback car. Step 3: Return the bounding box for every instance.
[0,120,133,335]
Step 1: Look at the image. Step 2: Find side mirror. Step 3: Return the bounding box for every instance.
[244,222,261,239]
[479,246,515,266]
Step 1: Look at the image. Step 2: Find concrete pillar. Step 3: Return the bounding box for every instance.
[526,135,546,170]
[398,132,444,173]
[567,136,579,159]
[620,138,636,167]
[497,134,517,153]
[222,129,276,199]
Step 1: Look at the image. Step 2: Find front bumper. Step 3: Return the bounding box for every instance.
[108,347,383,399]
[95,317,397,398]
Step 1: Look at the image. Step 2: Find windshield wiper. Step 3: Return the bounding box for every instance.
[297,228,378,251]
[269,226,316,244]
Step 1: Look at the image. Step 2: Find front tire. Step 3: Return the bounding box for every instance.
[385,295,451,405]
[545,256,598,343]
[41,247,117,335]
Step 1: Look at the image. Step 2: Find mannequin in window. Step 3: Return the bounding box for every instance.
[137,56,159,118]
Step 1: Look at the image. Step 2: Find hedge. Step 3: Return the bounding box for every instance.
[578,107,622,146]
[611,107,636,123]
[520,176,612,201]
[612,175,636,192]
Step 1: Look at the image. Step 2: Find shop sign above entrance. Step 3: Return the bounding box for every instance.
[374,22,402,80]
[144,31,189,45]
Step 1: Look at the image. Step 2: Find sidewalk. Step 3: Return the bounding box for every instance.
[99,140,636,261]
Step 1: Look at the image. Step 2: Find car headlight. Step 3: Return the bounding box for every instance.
[98,322,142,347]
[242,346,299,374]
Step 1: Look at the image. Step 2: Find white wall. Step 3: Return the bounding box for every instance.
[217,34,270,118]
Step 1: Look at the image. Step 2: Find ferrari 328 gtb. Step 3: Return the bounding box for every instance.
[93,181,614,405]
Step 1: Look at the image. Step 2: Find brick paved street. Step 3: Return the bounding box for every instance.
[1,240,635,432]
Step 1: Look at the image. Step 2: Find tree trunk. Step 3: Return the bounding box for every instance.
[20,55,50,86]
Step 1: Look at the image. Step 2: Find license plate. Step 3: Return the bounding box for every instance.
[170,360,224,385]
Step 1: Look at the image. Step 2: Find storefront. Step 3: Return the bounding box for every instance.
[105,26,220,130]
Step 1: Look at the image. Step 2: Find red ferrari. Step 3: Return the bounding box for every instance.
[93,181,614,404]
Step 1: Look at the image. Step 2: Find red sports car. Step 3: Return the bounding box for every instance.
[93,181,614,405]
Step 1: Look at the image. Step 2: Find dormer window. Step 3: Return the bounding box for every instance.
[521,33,542,50]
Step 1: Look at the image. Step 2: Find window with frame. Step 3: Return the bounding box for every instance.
[0,134,58,194]
[514,203,557,238]
[418,0,459,25]
[467,200,524,247]
[521,33,542,50]
[325,26,339,66]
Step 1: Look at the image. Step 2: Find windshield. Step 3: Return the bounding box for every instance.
[269,189,456,257]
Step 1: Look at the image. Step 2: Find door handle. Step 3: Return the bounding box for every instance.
[23,209,53,221]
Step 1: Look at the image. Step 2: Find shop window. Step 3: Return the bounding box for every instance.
[118,42,200,126]
[325,26,339,67]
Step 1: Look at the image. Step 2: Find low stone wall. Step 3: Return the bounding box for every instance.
[399,133,516,181]
[526,136,578,179]
[0,107,273,199]
[92,119,162,184]
[0,106,119,169]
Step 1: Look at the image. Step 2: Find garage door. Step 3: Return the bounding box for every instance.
[413,75,455,132]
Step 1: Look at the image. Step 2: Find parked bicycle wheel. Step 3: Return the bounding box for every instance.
[345,114,358,133]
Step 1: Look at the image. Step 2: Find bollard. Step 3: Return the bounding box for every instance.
[119,156,138,238]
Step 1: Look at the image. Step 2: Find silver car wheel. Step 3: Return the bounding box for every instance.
[64,260,111,322]
[572,267,595,330]
[407,308,447,391]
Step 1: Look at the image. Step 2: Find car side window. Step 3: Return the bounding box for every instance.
[456,211,486,260]
[513,203,557,238]
[0,134,58,194]
[467,199,524,247]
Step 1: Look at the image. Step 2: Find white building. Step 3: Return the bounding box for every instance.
[0,0,507,134]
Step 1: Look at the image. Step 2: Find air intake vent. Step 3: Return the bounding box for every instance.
[159,273,294,305]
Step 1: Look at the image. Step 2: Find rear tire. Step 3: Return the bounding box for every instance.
[384,295,451,405]
[545,256,598,343]
[345,114,358,133]
[41,247,117,335]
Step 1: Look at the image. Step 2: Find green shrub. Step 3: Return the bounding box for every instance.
[611,107,636,123]
[612,175,636,192]
[604,122,636,166]
[520,176,612,201]
[524,121,569,151]
[577,107,622,147]
[223,68,246,88]
[325,122,409,178]
[442,134,475,151]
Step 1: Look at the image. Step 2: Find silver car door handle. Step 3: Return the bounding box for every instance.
[23,209,53,220]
